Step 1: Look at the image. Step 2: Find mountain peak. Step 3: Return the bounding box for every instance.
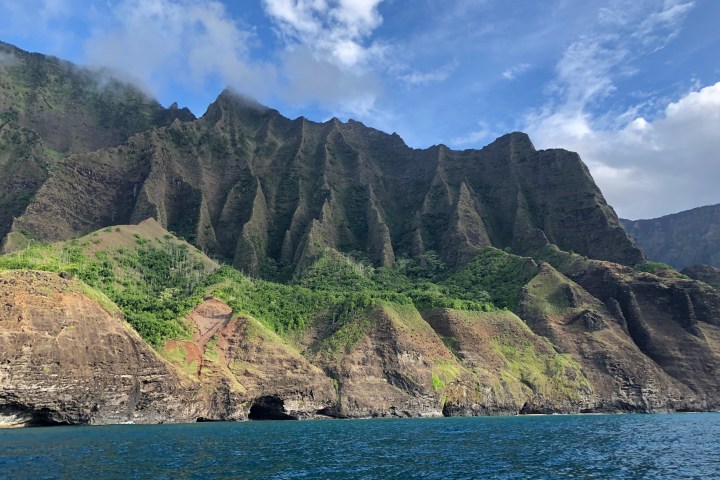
[488,131,535,151]
[216,88,269,112]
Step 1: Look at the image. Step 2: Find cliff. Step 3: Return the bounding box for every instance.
[621,204,720,269]
[2,224,719,424]
[1,43,719,425]
[5,88,644,271]
[0,41,194,247]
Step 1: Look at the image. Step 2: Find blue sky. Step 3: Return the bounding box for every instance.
[1,0,719,219]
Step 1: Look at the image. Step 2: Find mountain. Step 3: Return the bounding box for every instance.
[0,41,194,251]
[3,88,645,273]
[681,264,720,290]
[621,204,720,269]
[1,43,720,425]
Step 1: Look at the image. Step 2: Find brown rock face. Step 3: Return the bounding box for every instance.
[421,308,594,415]
[311,304,450,418]
[3,264,720,425]
[0,271,200,426]
[162,298,336,420]
[682,264,720,290]
[524,255,720,412]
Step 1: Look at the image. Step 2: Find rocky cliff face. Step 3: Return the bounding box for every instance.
[4,260,718,425]
[0,271,203,426]
[682,264,720,290]
[2,43,719,425]
[621,204,720,268]
[6,89,644,271]
[0,41,195,155]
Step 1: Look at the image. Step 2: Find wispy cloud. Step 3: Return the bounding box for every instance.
[398,62,457,87]
[451,122,493,146]
[0,51,19,68]
[82,0,275,98]
[524,0,713,218]
[501,63,531,80]
[260,0,392,127]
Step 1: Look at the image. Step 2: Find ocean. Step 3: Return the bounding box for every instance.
[1,413,719,479]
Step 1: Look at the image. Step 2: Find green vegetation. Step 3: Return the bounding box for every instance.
[313,313,374,361]
[444,248,539,310]
[295,249,495,312]
[0,233,554,364]
[431,373,445,392]
[431,359,460,393]
[0,238,204,346]
[204,336,220,363]
[0,239,504,346]
[492,336,590,399]
[633,261,674,274]
[632,261,688,279]
[162,343,198,377]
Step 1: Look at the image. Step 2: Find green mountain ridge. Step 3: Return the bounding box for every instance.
[4,87,645,274]
[1,42,720,425]
[0,40,195,247]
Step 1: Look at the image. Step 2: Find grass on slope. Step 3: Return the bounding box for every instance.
[0,231,535,348]
[0,234,206,345]
[443,247,539,310]
[295,249,496,312]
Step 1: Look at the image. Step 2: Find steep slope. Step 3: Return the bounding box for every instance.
[7,89,644,270]
[682,265,720,290]
[0,41,195,246]
[2,222,720,425]
[0,41,195,155]
[162,298,337,420]
[621,204,720,268]
[0,270,201,426]
[529,246,720,410]
[0,122,48,249]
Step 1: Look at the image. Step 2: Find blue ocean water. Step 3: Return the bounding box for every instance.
[1,413,719,479]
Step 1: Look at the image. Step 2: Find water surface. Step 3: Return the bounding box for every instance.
[1,413,719,479]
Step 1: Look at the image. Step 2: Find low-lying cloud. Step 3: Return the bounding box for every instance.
[0,51,19,68]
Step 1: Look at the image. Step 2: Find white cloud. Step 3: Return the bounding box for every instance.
[261,0,386,68]
[0,0,389,118]
[398,62,457,87]
[501,63,531,80]
[260,0,391,124]
[525,0,703,219]
[531,82,720,219]
[83,0,276,99]
[632,1,694,48]
[451,122,493,146]
[277,45,380,109]
[0,51,19,68]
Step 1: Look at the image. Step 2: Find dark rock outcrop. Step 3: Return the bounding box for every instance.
[527,252,720,411]
[682,264,720,290]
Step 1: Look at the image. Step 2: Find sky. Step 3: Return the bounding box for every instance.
[1,0,719,220]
